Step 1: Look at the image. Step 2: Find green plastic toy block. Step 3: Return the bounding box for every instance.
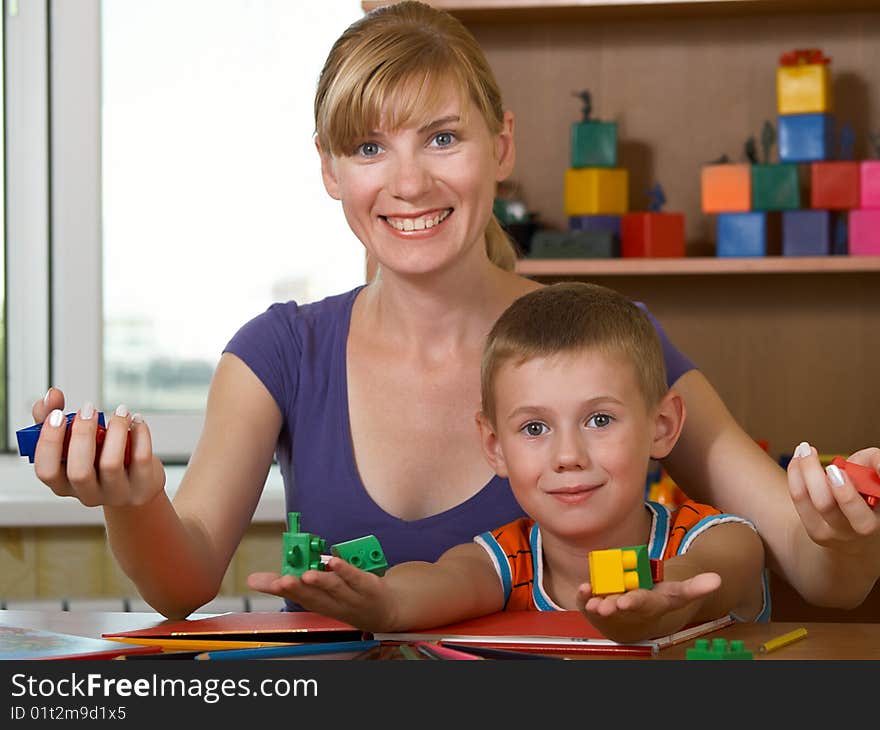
[281,512,327,577]
[571,121,618,168]
[330,535,388,576]
[751,163,801,211]
[686,638,753,660]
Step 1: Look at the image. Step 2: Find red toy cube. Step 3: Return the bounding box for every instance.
[861,161,880,209]
[849,209,880,255]
[831,456,880,508]
[810,162,860,210]
[621,212,685,257]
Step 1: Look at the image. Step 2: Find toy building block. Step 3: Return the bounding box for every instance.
[810,161,860,210]
[16,411,131,467]
[700,163,751,213]
[776,49,832,115]
[751,164,801,211]
[686,637,753,660]
[529,229,619,259]
[571,121,618,168]
[330,535,388,576]
[778,113,835,163]
[621,212,685,258]
[831,213,848,255]
[588,544,653,596]
[830,456,880,509]
[564,168,628,216]
[569,214,622,238]
[281,512,327,577]
[782,209,831,256]
[716,212,767,257]
[849,209,880,256]
[860,161,880,209]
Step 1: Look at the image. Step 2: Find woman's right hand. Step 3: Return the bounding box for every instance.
[31,387,166,507]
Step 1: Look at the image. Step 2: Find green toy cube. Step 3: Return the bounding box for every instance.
[330,535,388,576]
[281,512,327,577]
[751,163,801,211]
[571,121,617,168]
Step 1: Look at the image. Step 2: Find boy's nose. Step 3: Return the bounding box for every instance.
[553,431,590,472]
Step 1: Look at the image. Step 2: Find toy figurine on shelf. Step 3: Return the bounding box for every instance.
[761,120,776,164]
[744,136,758,164]
[646,183,666,213]
[867,130,879,159]
[573,88,592,122]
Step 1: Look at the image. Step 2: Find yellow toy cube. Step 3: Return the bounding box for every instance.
[776,64,832,114]
[588,545,653,596]
[564,167,629,216]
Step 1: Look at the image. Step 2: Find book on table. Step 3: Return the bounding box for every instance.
[0,625,162,660]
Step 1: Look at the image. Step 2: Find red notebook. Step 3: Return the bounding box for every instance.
[373,611,735,656]
[104,611,365,645]
[0,625,162,660]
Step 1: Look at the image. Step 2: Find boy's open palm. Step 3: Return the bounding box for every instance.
[248,557,398,632]
[576,572,721,644]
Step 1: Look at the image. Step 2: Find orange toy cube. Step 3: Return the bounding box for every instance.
[811,162,860,210]
[701,164,751,213]
[621,212,685,257]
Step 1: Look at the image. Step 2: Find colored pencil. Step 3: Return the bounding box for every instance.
[440,642,560,660]
[414,641,484,660]
[759,627,807,654]
[194,639,379,661]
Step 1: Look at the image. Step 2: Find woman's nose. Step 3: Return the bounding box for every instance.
[388,154,432,200]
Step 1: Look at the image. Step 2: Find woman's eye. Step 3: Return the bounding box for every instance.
[588,413,612,429]
[357,141,381,157]
[432,132,455,147]
[523,422,547,437]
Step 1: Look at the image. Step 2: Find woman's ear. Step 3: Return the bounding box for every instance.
[315,136,341,200]
[650,389,686,460]
[476,411,509,478]
[495,110,516,182]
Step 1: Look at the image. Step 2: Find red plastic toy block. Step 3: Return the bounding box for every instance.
[621,212,685,257]
[810,162,860,210]
[831,456,880,508]
[62,424,132,468]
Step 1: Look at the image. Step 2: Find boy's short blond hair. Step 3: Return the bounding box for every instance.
[313,0,517,271]
[481,282,668,424]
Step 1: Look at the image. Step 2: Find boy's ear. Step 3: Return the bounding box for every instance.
[475,411,509,478]
[650,389,686,460]
[315,136,341,200]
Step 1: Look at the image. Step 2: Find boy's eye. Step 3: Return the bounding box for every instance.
[431,132,456,147]
[587,413,612,429]
[522,422,548,437]
[356,141,382,157]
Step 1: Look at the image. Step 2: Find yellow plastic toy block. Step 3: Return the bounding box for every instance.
[564,167,629,216]
[588,545,653,596]
[776,64,832,115]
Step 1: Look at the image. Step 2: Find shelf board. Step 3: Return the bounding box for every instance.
[515,256,880,276]
[361,1,878,22]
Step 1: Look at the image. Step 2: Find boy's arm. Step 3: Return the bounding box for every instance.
[251,542,505,633]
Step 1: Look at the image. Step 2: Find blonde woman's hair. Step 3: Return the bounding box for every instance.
[481,282,669,424]
[314,0,517,271]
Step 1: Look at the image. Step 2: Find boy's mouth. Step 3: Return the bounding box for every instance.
[381,208,452,232]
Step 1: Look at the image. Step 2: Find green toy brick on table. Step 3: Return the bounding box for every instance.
[751,163,801,210]
[571,121,617,168]
[686,637,753,660]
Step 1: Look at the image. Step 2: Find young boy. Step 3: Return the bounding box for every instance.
[250,283,767,643]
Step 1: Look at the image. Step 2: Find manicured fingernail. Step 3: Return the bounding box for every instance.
[43,388,53,405]
[826,464,845,487]
[793,442,811,459]
[131,413,144,424]
[48,409,64,428]
[115,404,129,418]
[80,402,94,420]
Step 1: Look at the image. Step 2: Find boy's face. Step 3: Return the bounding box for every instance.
[479,350,676,546]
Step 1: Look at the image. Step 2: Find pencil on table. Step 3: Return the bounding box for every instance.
[758,627,807,655]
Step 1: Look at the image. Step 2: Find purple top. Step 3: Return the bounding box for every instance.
[224,286,695,609]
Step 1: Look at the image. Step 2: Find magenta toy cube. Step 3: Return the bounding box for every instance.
[849,209,880,255]
[861,161,880,209]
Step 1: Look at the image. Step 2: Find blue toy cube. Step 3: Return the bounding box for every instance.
[782,209,831,256]
[568,214,622,238]
[716,212,767,257]
[778,113,835,163]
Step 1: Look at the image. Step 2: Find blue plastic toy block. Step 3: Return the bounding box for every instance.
[568,214,622,238]
[778,113,835,163]
[17,412,107,464]
[782,209,831,256]
[716,212,767,257]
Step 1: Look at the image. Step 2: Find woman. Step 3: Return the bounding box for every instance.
[31,1,879,619]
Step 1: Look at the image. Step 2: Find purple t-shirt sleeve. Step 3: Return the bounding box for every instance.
[635,302,697,386]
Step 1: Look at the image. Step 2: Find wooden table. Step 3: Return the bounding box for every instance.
[2,610,878,660]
